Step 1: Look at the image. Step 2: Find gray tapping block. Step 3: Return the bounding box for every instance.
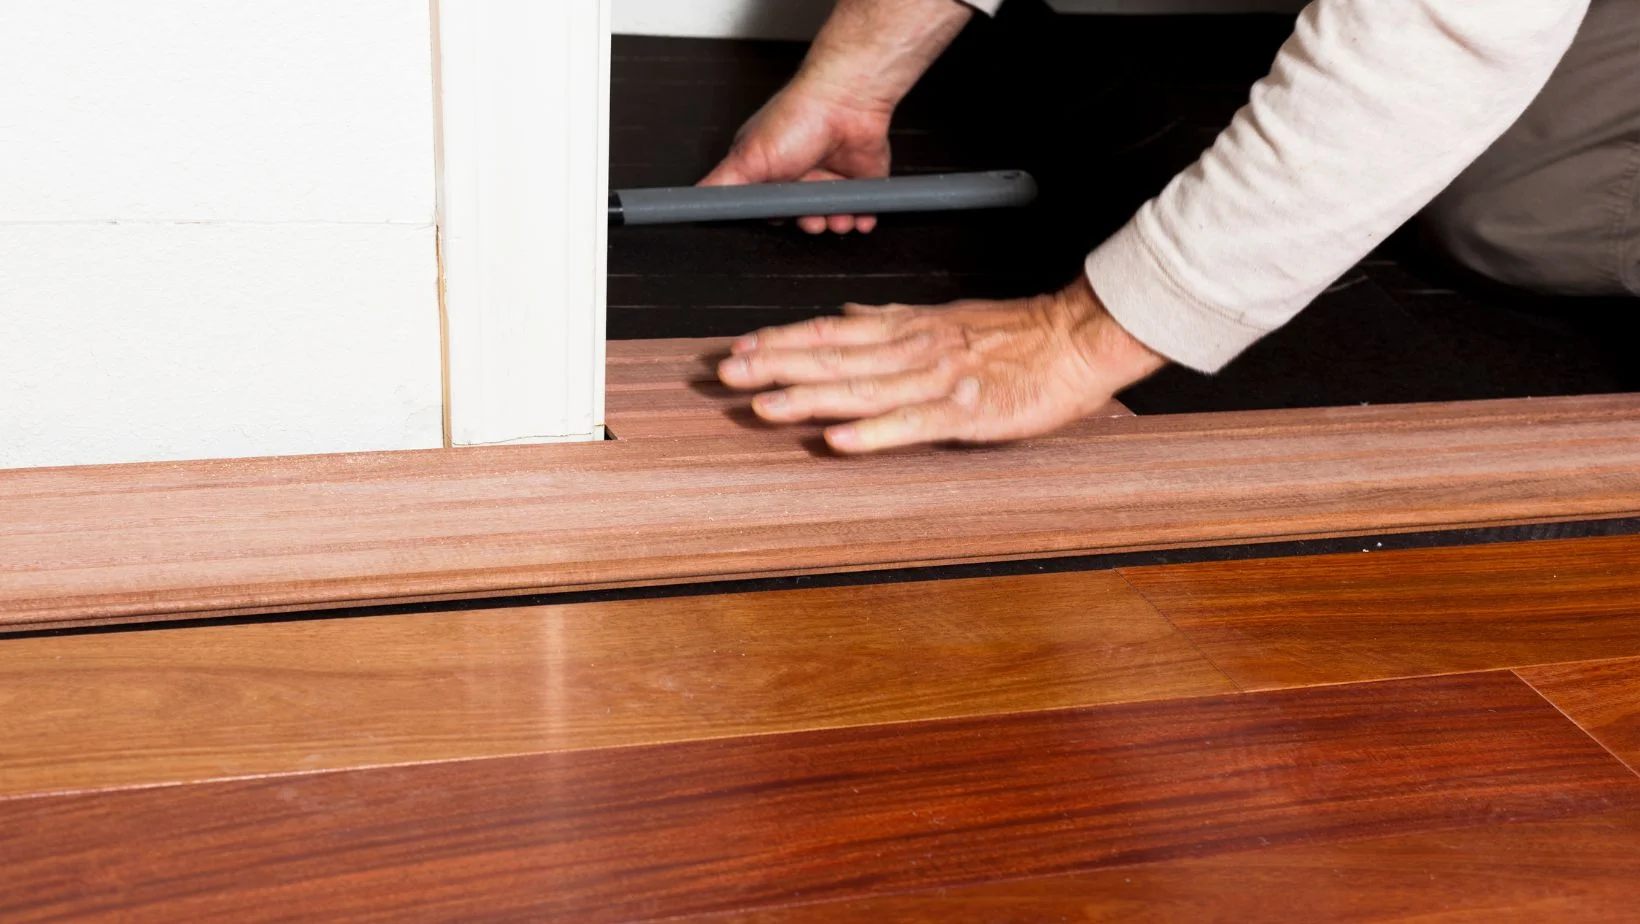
[610,170,1037,226]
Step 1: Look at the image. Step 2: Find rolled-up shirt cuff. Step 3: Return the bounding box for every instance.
[1083,218,1271,375]
[961,0,1005,15]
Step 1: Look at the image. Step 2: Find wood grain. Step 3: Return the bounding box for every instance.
[606,337,1133,441]
[0,571,1234,799]
[6,391,1640,632]
[686,810,1640,922]
[1120,535,1640,690]
[3,672,1635,922]
[1521,657,1640,774]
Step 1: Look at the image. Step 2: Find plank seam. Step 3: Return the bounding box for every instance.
[1514,669,1640,780]
[1114,569,1247,693]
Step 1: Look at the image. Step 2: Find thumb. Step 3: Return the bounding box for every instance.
[699,158,753,188]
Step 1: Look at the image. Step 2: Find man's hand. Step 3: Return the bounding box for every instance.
[699,77,893,235]
[698,0,973,235]
[717,278,1167,453]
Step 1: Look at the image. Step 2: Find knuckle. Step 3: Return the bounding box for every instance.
[845,377,879,399]
[896,404,927,428]
[898,331,934,354]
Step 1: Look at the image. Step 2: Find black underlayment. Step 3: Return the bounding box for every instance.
[608,3,1638,413]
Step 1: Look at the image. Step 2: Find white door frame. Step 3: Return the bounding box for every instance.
[434,0,610,446]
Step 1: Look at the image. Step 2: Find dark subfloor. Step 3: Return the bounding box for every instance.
[607,4,1637,414]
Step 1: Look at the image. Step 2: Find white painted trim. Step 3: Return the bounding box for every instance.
[435,0,610,446]
[612,0,1305,39]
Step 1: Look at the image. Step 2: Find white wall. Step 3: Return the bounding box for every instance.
[0,1,443,469]
[613,0,1306,39]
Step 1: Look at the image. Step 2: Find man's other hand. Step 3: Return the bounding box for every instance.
[717,277,1168,453]
[698,75,892,235]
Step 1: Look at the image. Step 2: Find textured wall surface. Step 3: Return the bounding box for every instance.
[0,1,442,468]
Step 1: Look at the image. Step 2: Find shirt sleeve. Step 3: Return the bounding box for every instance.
[960,0,1005,15]
[1083,0,1588,373]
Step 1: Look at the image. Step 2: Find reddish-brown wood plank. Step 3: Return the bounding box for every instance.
[1119,535,1640,690]
[1521,657,1640,774]
[605,337,1131,441]
[5,394,1640,632]
[685,810,1640,922]
[3,672,1635,922]
[0,571,1234,799]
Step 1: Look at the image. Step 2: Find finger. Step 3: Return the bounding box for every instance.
[786,169,851,235]
[718,336,934,388]
[730,312,900,354]
[842,302,908,318]
[699,159,752,188]
[801,168,846,183]
[827,214,855,235]
[824,378,982,454]
[751,365,957,423]
[857,215,878,234]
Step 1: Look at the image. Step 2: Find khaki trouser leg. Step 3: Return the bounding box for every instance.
[1422,0,1640,296]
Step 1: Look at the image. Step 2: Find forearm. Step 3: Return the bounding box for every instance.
[1087,0,1589,373]
[797,0,976,111]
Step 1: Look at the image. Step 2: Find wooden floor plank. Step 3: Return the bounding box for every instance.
[5,393,1640,632]
[1119,535,1640,690]
[1520,657,1640,775]
[3,672,1635,922]
[605,337,1132,442]
[684,810,1640,922]
[0,571,1234,799]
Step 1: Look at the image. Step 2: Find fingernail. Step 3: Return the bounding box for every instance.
[756,391,787,412]
[952,376,981,407]
[720,357,749,379]
[826,425,858,451]
[733,333,758,352]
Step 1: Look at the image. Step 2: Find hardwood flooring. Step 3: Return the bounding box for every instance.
[6,672,1636,922]
[8,534,1640,919]
[683,811,1640,922]
[6,369,1640,632]
[1120,534,1640,689]
[1522,656,1640,773]
[0,571,1234,798]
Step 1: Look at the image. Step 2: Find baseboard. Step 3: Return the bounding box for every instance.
[613,0,1306,40]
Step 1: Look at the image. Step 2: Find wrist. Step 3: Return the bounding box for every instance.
[1050,276,1169,394]
[795,0,973,113]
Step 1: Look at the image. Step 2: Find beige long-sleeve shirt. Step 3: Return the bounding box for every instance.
[964,0,1588,372]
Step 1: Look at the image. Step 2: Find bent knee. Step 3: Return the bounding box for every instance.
[1422,182,1635,296]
